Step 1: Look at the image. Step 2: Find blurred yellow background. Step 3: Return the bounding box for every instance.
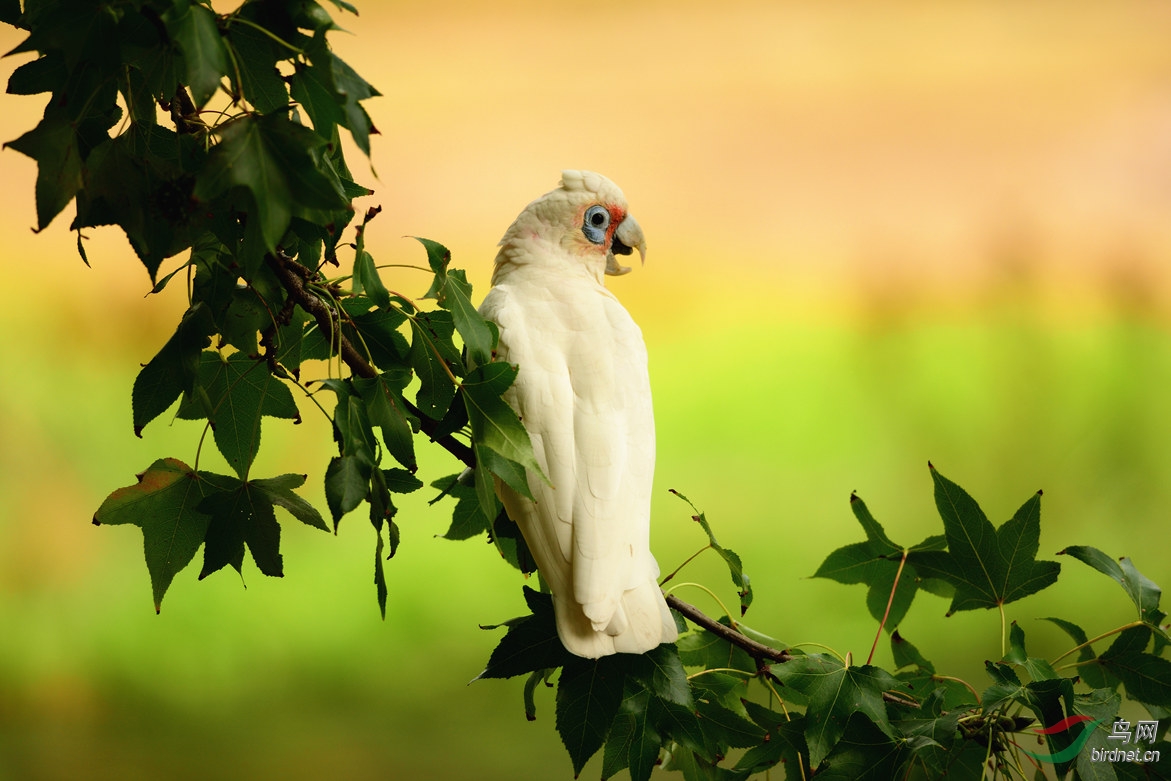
[3,1,1171,778]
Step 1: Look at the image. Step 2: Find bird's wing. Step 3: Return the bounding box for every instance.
[568,292,657,628]
[480,280,658,644]
[478,282,577,600]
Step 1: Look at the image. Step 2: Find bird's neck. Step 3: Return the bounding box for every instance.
[492,241,607,288]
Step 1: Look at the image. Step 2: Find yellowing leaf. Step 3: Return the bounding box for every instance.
[93,459,223,612]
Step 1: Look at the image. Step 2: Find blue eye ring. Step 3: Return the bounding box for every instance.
[582,205,610,244]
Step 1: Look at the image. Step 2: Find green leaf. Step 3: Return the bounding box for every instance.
[197,477,284,579]
[251,473,329,532]
[195,114,348,254]
[176,352,299,479]
[352,210,390,308]
[302,29,379,155]
[346,305,410,369]
[695,699,767,749]
[7,53,66,95]
[1041,616,1112,689]
[910,466,1059,614]
[463,362,545,491]
[408,311,459,419]
[676,626,755,677]
[434,476,490,541]
[324,454,370,525]
[4,116,82,230]
[734,710,807,777]
[444,270,495,365]
[670,490,753,615]
[132,303,215,435]
[632,644,693,709]
[1003,621,1060,682]
[1059,546,1165,627]
[556,655,630,776]
[223,19,289,113]
[164,1,228,107]
[476,587,573,681]
[1099,626,1171,707]
[602,689,660,781]
[354,372,417,471]
[771,653,901,767]
[93,458,220,611]
[1073,688,1124,781]
[811,712,903,781]
[815,492,945,629]
[0,0,22,26]
[890,629,934,671]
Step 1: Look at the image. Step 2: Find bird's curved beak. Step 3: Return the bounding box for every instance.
[606,214,646,276]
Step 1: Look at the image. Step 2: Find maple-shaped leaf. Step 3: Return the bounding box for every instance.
[556,654,631,777]
[93,459,226,611]
[176,352,299,479]
[162,0,228,108]
[476,588,574,681]
[813,491,945,628]
[4,116,82,231]
[909,465,1059,614]
[197,478,283,579]
[602,646,704,781]
[300,28,380,155]
[734,704,808,777]
[132,303,215,436]
[194,113,348,253]
[197,472,329,581]
[771,653,902,767]
[1058,546,1166,628]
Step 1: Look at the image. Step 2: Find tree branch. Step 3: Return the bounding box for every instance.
[267,252,476,469]
[665,593,919,709]
[665,594,792,664]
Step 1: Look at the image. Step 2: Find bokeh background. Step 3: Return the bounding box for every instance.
[3,1,1171,778]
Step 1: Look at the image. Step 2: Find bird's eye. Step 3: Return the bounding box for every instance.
[582,205,610,244]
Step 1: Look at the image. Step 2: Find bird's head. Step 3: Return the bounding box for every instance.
[495,170,647,282]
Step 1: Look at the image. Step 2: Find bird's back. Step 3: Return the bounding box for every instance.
[480,267,674,656]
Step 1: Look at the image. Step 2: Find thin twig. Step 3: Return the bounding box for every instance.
[665,593,919,709]
[267,252,476,468]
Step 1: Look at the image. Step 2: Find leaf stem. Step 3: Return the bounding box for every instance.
[867,549,908,665]
[659,544,712,588]
[225,15,305,55]
[931,674,981,704]
[1049,619,1145,666]
[685,667,755,681]
[999,602,1007,659]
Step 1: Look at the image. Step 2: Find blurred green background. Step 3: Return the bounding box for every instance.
[3,1,1171,778]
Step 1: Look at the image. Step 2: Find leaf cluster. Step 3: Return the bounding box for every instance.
[477,466,1171,781]
[4,1,537,614]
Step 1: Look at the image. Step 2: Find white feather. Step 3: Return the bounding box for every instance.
[478,171,677,657]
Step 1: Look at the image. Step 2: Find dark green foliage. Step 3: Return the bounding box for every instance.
[478,467,1171,780]
[6,0,533,616]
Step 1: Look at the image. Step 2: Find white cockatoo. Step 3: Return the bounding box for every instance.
[478,170,678,658]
